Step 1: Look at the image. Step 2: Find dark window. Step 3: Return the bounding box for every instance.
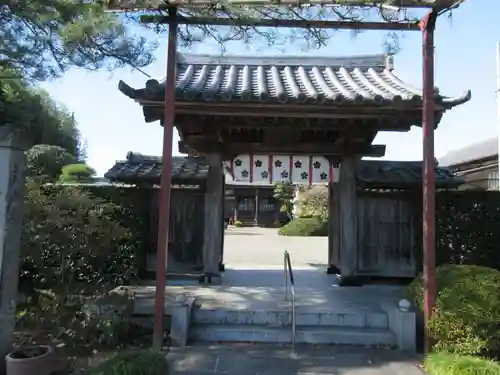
[238,198,254,211]
[260,198,275,212]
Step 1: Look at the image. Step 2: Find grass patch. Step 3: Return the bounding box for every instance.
[424,352,500,375]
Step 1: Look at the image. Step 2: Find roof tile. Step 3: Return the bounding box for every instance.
[105,153,459,188]
[119,53,471,108]
[439,138,498,167]
[357,160,460,189]
[104,152,209,184]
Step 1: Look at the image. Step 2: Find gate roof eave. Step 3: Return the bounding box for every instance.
[117,53,471,124]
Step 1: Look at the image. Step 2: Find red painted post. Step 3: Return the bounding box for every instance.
[420,10,437,354]
[153,7,178,351]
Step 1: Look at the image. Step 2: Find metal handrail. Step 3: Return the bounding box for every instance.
[284,250,296,355]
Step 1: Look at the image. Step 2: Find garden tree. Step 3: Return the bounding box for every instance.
[26,145,78,182]
[0,78,81,155]
[1,0,153,358]
[59,163,97,183]
[272,181,295,219]
[1,0,457,83]
[1,78,85,359]
[0,1,156,81]
[78,139,89,162]
[299,186,329,222]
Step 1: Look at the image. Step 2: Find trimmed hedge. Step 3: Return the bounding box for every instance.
[436,191,500,271]
[21,184,152,291]
[424,352,500,375]
[278,217,328,237]
[407,265,500,356]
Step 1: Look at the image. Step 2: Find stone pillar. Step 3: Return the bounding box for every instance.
[202,153,223,276]
[339,156,358,278]
[0,127,26,358]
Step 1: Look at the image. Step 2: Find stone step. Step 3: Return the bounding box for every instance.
[190,324,395,347]
[193,309,388,329]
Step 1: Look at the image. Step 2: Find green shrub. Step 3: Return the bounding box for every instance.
[21,182,143,292]
[278,217,327,237]
[407,265,500,356]
[26,144,77,181]
[59,163,96,182]
[90,350,167,375]
[424,352,500,375]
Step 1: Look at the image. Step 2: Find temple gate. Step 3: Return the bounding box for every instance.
[118,52,470,279]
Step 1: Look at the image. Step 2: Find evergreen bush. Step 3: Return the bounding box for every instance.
[278,217,327,237]
[424,352,500,375]
[407,265,500,356]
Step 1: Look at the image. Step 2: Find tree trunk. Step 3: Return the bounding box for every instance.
[0,129,25,365]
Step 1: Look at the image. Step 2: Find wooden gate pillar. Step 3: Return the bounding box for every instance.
[338,156,359,277]
[327,180,341,274]
[202,153,224,276]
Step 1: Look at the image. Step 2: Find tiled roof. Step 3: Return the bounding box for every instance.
[118,53,471,108]
[104,152,209,184]
[357,160,460,189]
[439,138,498,167]
[105,152,459,188]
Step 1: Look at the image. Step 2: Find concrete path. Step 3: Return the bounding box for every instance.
[223,227,328,268]
[163,228,423,375]
[167,344,425,375]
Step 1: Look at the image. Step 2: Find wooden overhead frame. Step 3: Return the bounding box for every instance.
[103,0,461,11]
[102,0,468,353]
[131,0,463,31]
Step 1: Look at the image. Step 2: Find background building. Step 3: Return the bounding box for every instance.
[439,138,499,190]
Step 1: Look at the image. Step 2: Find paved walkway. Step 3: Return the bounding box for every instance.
[167,344,425,375]
[223,227,328,268]
[164,227,423,375]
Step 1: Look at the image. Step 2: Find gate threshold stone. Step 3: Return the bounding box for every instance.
[166,344,426,375]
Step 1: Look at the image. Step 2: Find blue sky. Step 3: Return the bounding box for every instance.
[43,1,497,176]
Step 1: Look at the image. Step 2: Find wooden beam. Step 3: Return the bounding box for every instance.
[106,0,450,10]
[172,102,448,117]
[141,15,421,31]
[178,139,386,157]
[175,114,414,132]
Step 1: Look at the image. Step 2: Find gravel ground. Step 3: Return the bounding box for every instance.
[223,227,328,269]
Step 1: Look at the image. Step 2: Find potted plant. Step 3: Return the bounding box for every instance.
[5,345,56,375]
